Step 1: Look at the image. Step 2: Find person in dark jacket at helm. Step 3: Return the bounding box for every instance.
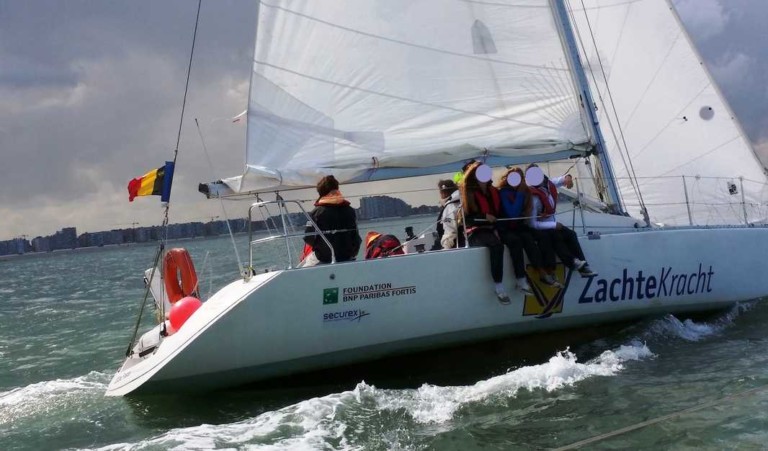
[301,175,361,266]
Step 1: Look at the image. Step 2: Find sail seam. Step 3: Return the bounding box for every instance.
[620,31,683,130]
[630,83,710,160]
[259,1,569,73]
[253,60,566,131]
[654,135,741,178]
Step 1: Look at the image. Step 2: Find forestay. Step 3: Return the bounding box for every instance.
[224,0,593,194]
[570,0,768,225]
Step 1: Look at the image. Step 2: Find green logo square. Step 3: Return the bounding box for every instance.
[323,287,339,305]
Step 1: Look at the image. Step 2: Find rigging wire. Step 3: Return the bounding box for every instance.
[160,0,202,324]
[126,0,203,352]
[195,118,244,274]
[566,0,648,220]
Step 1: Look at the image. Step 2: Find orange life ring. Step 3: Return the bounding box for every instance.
[163,248,198,303]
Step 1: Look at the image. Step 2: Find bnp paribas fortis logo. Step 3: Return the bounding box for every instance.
[323,287,339,305]
[523,264,573,319]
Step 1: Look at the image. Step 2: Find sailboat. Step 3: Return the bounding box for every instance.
[107,0,768,396]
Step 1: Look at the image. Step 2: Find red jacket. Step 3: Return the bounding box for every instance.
[530,181,558,218]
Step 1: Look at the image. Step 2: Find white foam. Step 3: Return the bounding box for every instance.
[87,343,653,450]
[0,371,110,425]
[644,302,753,342]
[372,342,653,423]
[90,390,357,451]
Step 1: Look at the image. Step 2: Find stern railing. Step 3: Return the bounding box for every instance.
[245,196,335,280]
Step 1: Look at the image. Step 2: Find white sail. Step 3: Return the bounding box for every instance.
[570,0,768,225]
[225,0,593,193]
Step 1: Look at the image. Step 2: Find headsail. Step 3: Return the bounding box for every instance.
[570,0,768,225]
[223,0,593,194]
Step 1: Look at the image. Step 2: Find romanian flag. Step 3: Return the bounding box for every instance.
[127,161,175,202]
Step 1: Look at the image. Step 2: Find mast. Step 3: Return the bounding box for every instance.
[550,0,624,214]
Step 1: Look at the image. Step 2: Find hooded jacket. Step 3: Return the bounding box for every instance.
[439,189,462,249]
[304,190,362,263]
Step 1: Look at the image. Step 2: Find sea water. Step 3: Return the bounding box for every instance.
[1,217,768,450]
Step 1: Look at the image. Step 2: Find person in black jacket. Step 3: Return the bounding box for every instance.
[301,175,362,266]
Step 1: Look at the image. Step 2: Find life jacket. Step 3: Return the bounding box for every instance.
[364,231,404,259]
[303,189,361,263]
[530,180,558,218]
[315,190,350,207]
[473,187,501,217]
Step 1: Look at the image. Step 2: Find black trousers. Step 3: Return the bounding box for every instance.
[469,228,504,284]
[533,227,585,270]
[499,228,543,278]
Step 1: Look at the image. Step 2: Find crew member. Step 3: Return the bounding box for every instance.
[434,179,464,250]
[526,164,596,277]
[301,175,361,266]
[496,167,557,291]
[460,162,511,304]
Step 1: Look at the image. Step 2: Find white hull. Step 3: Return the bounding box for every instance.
[107,224,768,396]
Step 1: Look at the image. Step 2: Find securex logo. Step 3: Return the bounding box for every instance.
[323,309,370,323]
[579,264,714,303]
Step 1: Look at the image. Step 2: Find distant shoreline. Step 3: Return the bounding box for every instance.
[0,214,437,261]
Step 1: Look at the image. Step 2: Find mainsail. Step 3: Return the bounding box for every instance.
[570,0,768,225]
[224,0,593,193]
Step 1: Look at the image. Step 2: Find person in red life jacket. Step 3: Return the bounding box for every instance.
[525,164,596,278]
[300,175,362,267]
[364,231,404,259]
[496,167,558,291]
[459,162,511,304]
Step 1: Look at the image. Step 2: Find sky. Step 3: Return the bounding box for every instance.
[0,0,766,241]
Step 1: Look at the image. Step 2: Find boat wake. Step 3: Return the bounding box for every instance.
[642,302,754,342]
[88,342,652,450]
[0,371,111,426]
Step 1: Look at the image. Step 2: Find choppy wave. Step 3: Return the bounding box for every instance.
[643,302,753,342]
[0,371,110,425]
[88,342,652,450]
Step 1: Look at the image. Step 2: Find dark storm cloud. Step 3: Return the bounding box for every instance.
[0,1,258,238]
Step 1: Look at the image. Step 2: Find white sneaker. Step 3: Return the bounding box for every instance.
[494,285,511,305]
[573,258,587,271]
[496,291,511,305]
[516,278,533,295]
